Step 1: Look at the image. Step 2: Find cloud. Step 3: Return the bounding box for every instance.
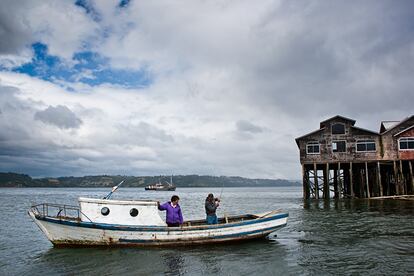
[0,1,414,179]
[0,0,32,54]
[236,120,264,134]
[34,105,82,129]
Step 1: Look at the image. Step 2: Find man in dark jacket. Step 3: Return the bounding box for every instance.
[205,193,219,224]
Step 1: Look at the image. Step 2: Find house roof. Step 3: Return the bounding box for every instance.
[394,125,414,137]
[295,128,325,147]
[319,115,356,128]
[380,121,400,133]
[351,126,379,136]
[381,115,414,135]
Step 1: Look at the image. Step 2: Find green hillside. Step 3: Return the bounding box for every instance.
[0,172,300,188]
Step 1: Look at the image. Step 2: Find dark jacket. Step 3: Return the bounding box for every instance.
[205,199,218,216]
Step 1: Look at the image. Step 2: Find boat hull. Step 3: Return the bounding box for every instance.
[144,187,176,191]
[28,211,288,247]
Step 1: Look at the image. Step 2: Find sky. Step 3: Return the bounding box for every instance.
[0,0,413,179]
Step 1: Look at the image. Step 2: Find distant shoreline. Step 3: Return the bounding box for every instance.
[0,185,301,188]
[0,172,301,188]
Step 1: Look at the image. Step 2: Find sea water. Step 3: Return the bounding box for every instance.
[0,187,413,275]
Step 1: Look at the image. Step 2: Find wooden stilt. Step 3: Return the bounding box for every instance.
[324,163,330,199]
[350,162,354,198]
[409,161,414,195]
[333,166,338,199]
[338,162,342,199]
[365,162,370,198]
[360,168,365,197]
[377,161,383,197]
[394,161,398,195]
[386,171,390,196]
[400,160,406,195]
[314,162,319,199]
[302,164,310,199]
[385,171,389,196]
[343,164,349,197]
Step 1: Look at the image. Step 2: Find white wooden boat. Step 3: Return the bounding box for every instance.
[28,197,288,247]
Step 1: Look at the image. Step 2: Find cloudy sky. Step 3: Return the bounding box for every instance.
[0,0,413,179]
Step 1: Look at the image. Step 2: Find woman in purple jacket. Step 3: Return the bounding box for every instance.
[157,195,183,227]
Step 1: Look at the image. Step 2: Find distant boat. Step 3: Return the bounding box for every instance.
[145,176,176,191]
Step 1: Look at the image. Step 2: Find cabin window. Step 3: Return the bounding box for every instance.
[332,141,346,152]
[356,140,376,152]
[306,142,320,154]
[101,207,110,216]
[399,137,414,150]
[332,123,345,134]
[130,208,139,217]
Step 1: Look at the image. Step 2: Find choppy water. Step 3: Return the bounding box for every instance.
[0,187,413,275]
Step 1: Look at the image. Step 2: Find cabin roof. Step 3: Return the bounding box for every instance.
[78,197,157,206]
[381,115,414,135]
[319,115,356,128]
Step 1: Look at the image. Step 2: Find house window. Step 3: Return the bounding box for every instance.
[306,141,320,154]
[332,123,345,134]
[399,137,414,150]
[356,140,376,152]
[332,141,346,152]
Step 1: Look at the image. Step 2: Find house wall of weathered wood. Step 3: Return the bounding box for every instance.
[297,117,381,164]
[396,127,414,160]
[380,117,414,160]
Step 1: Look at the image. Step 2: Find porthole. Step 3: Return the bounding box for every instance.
[101,207,110,216]
[130,208,139,217]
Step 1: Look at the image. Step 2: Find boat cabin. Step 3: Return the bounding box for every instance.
[78,197,166,226]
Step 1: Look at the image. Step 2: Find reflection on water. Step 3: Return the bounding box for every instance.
[0,187,413,275]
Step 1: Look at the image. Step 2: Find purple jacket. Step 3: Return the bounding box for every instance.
[158,202,183,225]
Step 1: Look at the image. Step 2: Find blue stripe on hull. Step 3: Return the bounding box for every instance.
[117,224,287,244]
[37,213,288,232]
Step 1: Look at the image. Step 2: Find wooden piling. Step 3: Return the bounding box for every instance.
[409,161,414,195]
[338,162,342,199]
[350,162,354,198]
[313,162,319,199]
[324,163,330,199]
[302,164,310,199]
[386,171,390,196]
[359,168,364,197]
[377,161,383,197]
[365,162,370,198]
[302,159,412,199]
[333,167,338,199]
[394,161,398,195]
[400,160,406,195]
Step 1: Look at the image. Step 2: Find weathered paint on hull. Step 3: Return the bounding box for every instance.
[29,211,288,247]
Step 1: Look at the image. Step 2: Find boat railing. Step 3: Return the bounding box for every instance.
[30,203,93,222]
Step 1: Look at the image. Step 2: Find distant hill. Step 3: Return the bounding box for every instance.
[0,172,301,188]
